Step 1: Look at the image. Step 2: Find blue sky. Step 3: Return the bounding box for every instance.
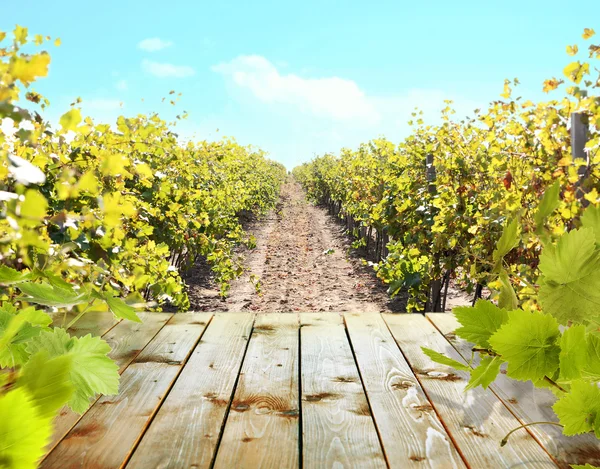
[3,1,599,168]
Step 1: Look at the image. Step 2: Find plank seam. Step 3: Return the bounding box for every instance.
[381,314,472,469]
[208,314,257,469]
[297,312,303,469]
[424,314,562,468]
[120,313,216,469]
[342,313,391,469]
[41,313,173,461]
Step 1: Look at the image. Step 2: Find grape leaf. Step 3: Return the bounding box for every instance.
[492,218,519,264]
[582,332,600,382]
[559,325,587,381]
[581,205,600,245]
[0,305,51,368]
[421,347,470,371]
[104,295,141,322]
[17,281,90,308]
[538,228,600,324]
[553,379,600,436]
[534,181,560,230]
[489,310,560,381]
[17,351,75,419]
[26,329,119,413]
[0,265,31,285]
[0,388,52,469]
[465,356,502,391]
[453,300,509,348]
[497,269,518,310]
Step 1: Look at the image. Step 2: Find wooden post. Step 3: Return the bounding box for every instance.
[426,153,442,312]
[571,92,589,206]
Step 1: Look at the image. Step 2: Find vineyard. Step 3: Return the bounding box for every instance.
[2,20,600,469]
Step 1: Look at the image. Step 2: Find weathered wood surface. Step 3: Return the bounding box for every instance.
[213,314,299,469]
[344,313,465,468]
[41,312,590,469]
[42,313,211,469]
[300,313,387,469]
[427,312,600,468]
[46,312,172,454]
[384,313,557,468]
[126,313,254,469]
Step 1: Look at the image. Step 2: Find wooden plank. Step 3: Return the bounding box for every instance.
[41,313,211,469]
[46,313,173,455]
[214,314,300,469]
[383,313,558,468]
[344,313,465,468]
[300,313,387,469]
[126,313,255,469]
[427,312,600,468]
[51,311,119,338]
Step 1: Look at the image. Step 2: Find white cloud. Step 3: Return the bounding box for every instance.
[138,38,173,52]
[142,59,195,78]
[212,55,380,124]
[115,79,128,91]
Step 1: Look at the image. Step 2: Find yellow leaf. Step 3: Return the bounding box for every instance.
[59,109,82,132]
[54,38,61,47]
[566,45,578,56]
[583,28,596,40]
[77,171,99,195]
[543,78,561,93]
[563,61,589,84]
[584,188,599,204]
[557,157,571,167]
[10,53,51,86]
[14,25,27,45]
[0,31,6,43]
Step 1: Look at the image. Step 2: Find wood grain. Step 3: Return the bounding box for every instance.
[344,313,466,468]
[46,313,173,455]
[42,313,210,469]
[50,311,119,338]
[214,313,300,469]
[383,313,558,468]
[427,312,600,468]
[300,313,387,469]
[125,313,254,469]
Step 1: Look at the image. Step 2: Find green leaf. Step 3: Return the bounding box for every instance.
[0,305,51,367]
[559,325,587,381]
[68,334,119,413]
[582,332,600,381]
[489,310,560,381]
[19,189,47,220]
[0,266,31,285]
[453,300,509,348]
[497,269,518,310]
[465,356,502,391]
[553,380,600,436]
[581,204,600,245]
[493,218,519,265]
[538,228,600,324]
[104,295,141,322]
[26,329,119,413]
[17,282,90,308]
[0,388,52,469]
[571,465,600,469]
[421,347,470,371]
[59,108,82,132]
[534,182,561,230]
[17,351,75,419]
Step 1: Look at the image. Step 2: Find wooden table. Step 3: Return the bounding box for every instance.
[41,312,600,468]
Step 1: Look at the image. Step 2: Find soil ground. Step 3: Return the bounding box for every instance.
[183,180,471,313]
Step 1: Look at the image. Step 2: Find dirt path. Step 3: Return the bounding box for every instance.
[184,180,408,312]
